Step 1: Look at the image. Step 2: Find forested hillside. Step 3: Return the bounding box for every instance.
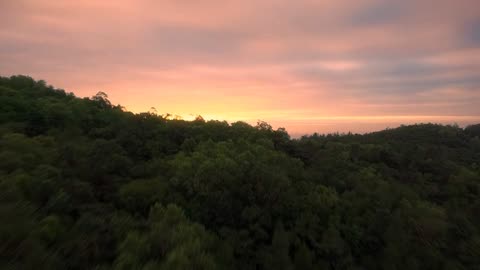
[1,75,479,270]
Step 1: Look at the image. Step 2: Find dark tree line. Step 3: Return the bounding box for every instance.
[1,75,479,269]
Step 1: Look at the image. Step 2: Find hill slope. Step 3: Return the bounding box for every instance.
[1,75,480,270]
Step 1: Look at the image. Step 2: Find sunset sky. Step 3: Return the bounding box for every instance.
[1,0,479,135]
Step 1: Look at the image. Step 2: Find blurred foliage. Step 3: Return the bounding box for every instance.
[0,75,479,269]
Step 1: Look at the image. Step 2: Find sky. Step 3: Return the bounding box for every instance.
[1,0,479,136]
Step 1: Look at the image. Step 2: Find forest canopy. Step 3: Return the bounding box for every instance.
[1,75,479,270]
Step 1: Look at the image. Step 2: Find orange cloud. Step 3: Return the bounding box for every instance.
[1,0,479,134]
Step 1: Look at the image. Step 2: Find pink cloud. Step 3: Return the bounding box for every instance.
[1,0,479,134]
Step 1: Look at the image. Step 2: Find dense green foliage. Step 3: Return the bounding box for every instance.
[1,75,480,269]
